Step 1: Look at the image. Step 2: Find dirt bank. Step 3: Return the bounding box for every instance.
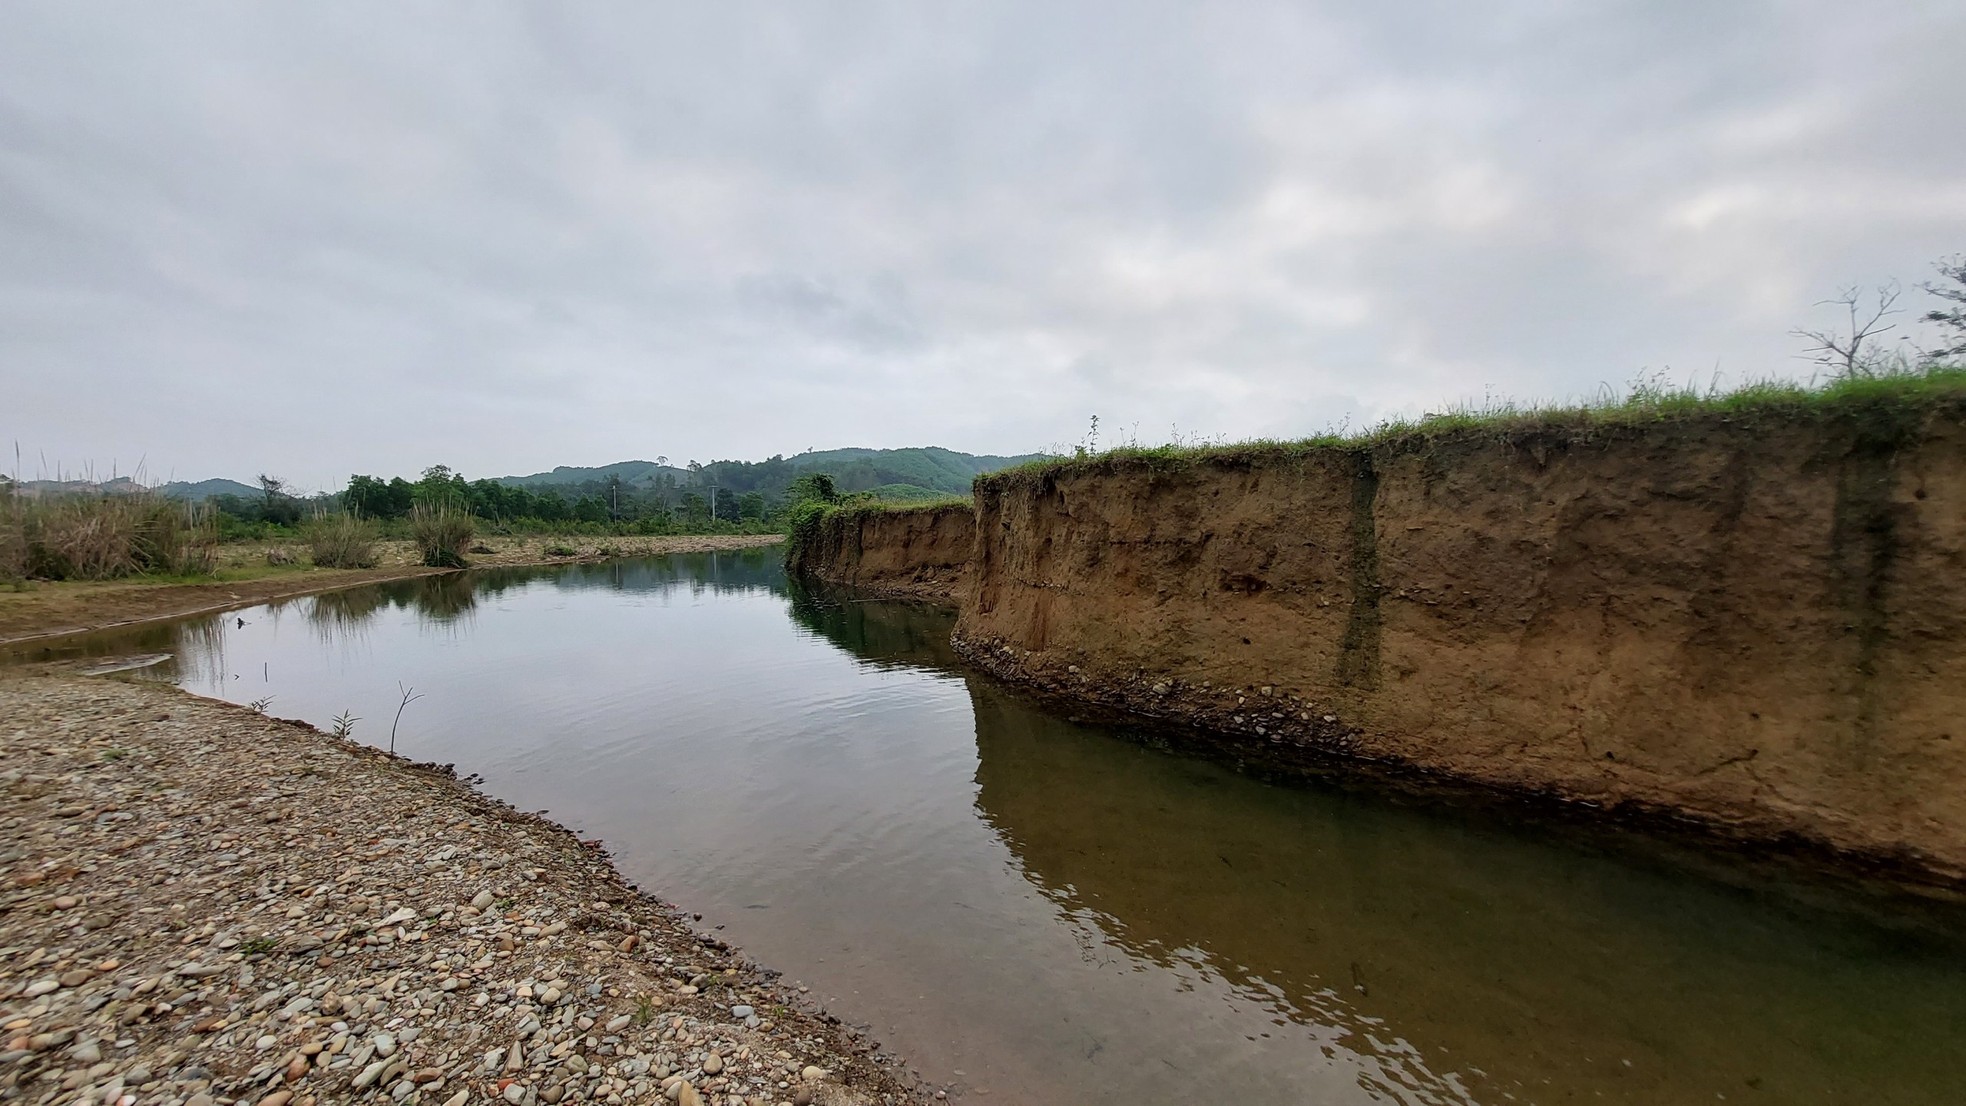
[795,392,1966,890]
[786,507,971,603]
[0,673,927,1106]
[0,535,784,648]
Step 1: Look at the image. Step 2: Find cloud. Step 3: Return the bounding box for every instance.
[1,0,1961,488]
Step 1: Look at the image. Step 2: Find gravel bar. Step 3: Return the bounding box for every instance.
[0,674,936,1106]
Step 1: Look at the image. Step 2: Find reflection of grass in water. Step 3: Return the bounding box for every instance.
[306,587,391,643]
[408,573,477,624]
[148,613,230,686]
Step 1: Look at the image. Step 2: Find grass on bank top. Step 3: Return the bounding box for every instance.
[826,494,971,517]
[977,363,1966,493]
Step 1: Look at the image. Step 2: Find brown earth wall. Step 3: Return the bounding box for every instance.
[789,400,1966,887]
[953,403,1966,887]
[788,504,974,602]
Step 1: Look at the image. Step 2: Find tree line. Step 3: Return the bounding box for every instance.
[208,465,776,534]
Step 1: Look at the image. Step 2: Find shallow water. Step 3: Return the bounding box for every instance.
[12,550,1966,1105]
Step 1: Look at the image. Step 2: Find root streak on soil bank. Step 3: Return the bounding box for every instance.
[0,675,925,1106]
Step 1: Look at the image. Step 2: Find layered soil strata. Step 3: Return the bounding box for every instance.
[798,395,1966,889]
[786,506,973,603]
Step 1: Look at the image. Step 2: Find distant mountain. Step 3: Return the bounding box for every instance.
[784,447,1041,494]
[11,476,151,498]
[8,447,1044,508]
[496,447,1043,499]
[498,460,689,489]
[158,478,262,501]
[4,475,261,501]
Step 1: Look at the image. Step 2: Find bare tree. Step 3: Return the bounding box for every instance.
[1792,281,1903,378]
[1921,255,1966,362]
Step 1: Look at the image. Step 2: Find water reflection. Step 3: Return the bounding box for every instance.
[811,593,1966,1106]
[787,587,963,673]
[8,556,1964,1106]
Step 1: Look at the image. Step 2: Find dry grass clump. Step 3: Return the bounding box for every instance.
[303,511,379,568]
[0,494,218,580]
[0,513,27,581]
[410,502,474,568]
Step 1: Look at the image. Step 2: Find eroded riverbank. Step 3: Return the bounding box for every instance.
[792,386,1966,891]
[13,552,1966,1105]
[0,673,924,1106]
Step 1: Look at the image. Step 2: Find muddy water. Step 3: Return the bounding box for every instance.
[12,550,1966,1105]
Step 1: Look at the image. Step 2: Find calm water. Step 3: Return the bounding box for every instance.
[13,550,1966,1104]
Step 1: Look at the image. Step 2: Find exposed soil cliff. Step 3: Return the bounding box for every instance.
[790,389,1966,888]
[788,504,973,602]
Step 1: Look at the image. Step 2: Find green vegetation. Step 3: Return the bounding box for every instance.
[0,491,218,581]
[15,448,1037,553]
[977,364,1966,494]
[409,502,474,569]
[499,446,1041,501]
[302,511,379,569]
[782,468,974,569]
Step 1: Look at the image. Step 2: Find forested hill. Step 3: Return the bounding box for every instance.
[498,446,1042,501]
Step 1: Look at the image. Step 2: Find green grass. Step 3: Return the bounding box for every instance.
[829,495,970,517]
[977,365,1966,494]
[121,563,329,586]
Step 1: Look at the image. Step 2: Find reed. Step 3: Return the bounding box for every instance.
[0,492,218,580]
[303,510,379,568]
[409,501,474,568]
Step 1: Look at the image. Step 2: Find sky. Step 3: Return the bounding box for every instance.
[3,2,1963,492]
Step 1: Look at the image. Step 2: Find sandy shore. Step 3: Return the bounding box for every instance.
[0,674,928,1106]
[0,535,785,648]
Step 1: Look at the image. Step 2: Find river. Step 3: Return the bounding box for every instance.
[11,548,1965,1105]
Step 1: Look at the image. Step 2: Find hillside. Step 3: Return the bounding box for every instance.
[496,446,1043,499]
[157,478,262,501]
[5,476,260,500]
[15,447,1045,511]
[496,460,689,489]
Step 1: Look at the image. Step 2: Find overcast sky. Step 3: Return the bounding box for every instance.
[4,2,1963,490]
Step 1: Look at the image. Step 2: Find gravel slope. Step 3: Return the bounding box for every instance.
[0,675,930,1106]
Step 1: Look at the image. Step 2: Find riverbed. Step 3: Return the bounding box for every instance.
[13,548,1966,1105]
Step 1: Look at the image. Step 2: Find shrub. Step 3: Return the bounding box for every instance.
[543,543,578,557]
[0,494,217,580]
[303,511,379,569]
[410,502,474,568]
[135,499,219,576]
[0,514,27,581]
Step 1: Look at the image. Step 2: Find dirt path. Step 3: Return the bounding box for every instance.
[0,674,927,1106]
[0,535,784,648]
